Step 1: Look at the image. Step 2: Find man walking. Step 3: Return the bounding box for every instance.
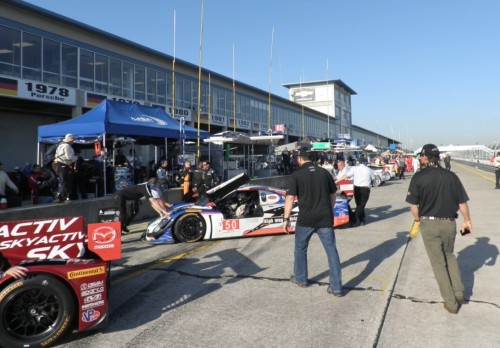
[283,146,343,296]
[336,161,375,226]
[406,144,472,314]
[494,152,500,189]
[396,154,406,179]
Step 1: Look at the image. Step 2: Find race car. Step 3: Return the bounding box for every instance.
[142,173,352,244]
[0,217,121,348]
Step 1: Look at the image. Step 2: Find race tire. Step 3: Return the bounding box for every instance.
[382,172,391,181]
[173,213,206,243]
[0,274,74,348]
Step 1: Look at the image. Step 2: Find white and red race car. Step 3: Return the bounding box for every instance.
[143,173,352,244]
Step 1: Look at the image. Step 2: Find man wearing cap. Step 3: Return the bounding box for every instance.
[406,144,472,314]
[283,146,343,297]
[494,152,500,189]
[52,134,78,202]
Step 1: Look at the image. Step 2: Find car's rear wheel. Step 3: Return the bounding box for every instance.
[382,172,391,181]
[373,175,382,187]
[0,275,74,348]
[173,213,206,243]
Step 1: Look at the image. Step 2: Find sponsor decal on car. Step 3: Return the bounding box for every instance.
[67,266,105,279]
[222,219,240,232]
[80,280,104,291]
[263,216,297,224]
[81,287,104,296]
[88,222,122,261]
[0,217,85,260]
[82,309,101,323]
[84,293,103,303]
[82,300,105,310]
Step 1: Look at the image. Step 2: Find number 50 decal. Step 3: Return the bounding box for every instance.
[222,220,240,231]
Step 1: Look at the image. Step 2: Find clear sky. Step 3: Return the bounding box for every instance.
[24,0,500,150]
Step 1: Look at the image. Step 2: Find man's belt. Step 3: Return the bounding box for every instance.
[420,216,455,221]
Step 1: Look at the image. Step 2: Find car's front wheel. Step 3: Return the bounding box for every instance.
[0,274,74,348]
[372,175,382,187]
[173,213,206,242]
[382,172,391,181]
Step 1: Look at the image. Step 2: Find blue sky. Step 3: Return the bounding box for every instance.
[24,0,500,149]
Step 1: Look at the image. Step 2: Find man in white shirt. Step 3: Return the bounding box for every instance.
[336,163,375,226]
[335,159,352,179]
[52,134,78,202]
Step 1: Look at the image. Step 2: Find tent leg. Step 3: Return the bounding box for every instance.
[103,134,107,197]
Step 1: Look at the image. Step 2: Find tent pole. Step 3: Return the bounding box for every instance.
[165,137,168,161]
[103,134,107,197]
[37,142,40,165]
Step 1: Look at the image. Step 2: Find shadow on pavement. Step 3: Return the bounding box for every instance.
[457,236,498,299]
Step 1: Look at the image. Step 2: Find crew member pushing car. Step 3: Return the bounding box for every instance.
[113,177,172,234]
[0,253,28,280]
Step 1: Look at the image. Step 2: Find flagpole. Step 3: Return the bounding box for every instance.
[232,44,236,131]
[196,0,204,160]
[171,10,176,164]
[268,27,274,130]
[208,73,211,161]
[300,75,304,140]
[172,10,176,122]
[326,58,329,140]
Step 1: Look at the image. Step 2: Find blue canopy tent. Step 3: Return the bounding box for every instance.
[38,99,209,194]
[38,99,207,143]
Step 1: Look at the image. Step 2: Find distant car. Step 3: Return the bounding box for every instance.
[367,167,386,186]
[143,173,351,244]
[369,165,392,182]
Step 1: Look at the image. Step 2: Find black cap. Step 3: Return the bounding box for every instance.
[419,144,440,158]
[293,146,312,159]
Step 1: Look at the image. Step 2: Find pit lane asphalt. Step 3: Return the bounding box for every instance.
[55,163,500,348]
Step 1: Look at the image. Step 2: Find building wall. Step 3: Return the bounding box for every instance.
[0,1,398,171]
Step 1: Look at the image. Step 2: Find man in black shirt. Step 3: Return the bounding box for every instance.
[283,146,343,296]
[114,177,171,234]
[192,160,220,205]
[406,144,472,314]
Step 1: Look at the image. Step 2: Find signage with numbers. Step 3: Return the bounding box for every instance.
[17,79,76,105]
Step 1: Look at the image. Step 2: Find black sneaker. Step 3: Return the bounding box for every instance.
[121,226,130,235]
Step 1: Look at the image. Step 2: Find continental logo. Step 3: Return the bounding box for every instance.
[67,266,105,279]
[0,281,23,302]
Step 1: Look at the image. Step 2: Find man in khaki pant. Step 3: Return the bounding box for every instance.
[406,144,472,314]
